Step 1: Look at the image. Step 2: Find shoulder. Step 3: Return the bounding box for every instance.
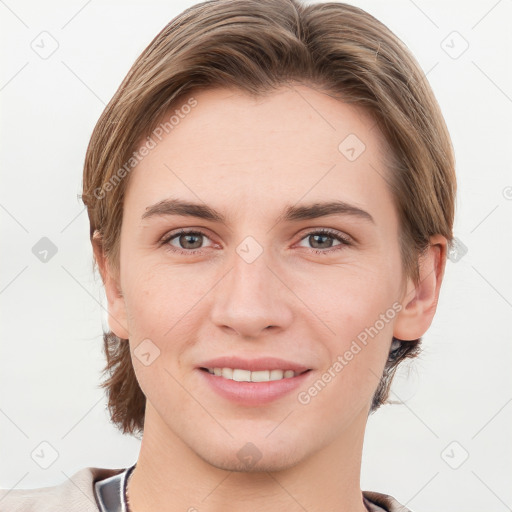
[363,490,413,512]
[0,467,125,512]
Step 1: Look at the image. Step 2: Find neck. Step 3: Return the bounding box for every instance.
[127,404,369,512]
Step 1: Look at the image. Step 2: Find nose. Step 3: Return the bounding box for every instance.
[209,247,294,339]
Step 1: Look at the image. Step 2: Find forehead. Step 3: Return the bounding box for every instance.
[124,85,395,227]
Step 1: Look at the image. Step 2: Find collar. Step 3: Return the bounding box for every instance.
[94,464,136,512]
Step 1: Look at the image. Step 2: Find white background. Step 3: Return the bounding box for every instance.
[1,1,511,511]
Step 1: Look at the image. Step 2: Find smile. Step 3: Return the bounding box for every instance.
[201,367,309,382]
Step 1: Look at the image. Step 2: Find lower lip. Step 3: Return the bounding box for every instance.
[197,369,312,406]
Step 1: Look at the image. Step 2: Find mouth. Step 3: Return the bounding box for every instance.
[196,356,313,405]
[199,367,311,382]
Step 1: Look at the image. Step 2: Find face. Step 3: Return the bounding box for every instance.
[107,85,415,472]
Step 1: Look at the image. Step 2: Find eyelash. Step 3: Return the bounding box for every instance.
[160,228,352,256]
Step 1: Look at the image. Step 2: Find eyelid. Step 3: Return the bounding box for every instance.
[159,228,216,252]
[296,227,352,245]
[293,228,352,253]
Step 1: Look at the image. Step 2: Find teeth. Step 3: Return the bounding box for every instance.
[221,368,233,379]
[206,368,300,382]
[233,369,251,382]
[251,370,270,382]
[270,369,283,380]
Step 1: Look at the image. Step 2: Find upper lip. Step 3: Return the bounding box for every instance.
[198,356,311,373]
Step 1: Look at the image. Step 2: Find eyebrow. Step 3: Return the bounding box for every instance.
[141,198,375,224]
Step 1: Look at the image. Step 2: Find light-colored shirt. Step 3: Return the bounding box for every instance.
[0,466,412,512]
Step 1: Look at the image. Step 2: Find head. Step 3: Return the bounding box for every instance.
[81,0,455,467]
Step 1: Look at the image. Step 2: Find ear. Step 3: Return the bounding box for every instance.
[92,231,130,340]
[393,234,448,341]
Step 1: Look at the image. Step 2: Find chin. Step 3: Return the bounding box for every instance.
[196,442,306,473]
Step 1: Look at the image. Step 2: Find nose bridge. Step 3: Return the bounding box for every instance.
[209,238,293,336]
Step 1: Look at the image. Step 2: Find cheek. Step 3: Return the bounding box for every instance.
[122,262,202,335]
[329,284,398,347]
[298,318,395,425]
[299,260,400,397]
[301,258,398,335]
[121,266,199,404]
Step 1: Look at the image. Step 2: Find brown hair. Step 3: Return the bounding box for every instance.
[81,0,456,437]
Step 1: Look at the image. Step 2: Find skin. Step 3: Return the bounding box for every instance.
[94,84,447,512]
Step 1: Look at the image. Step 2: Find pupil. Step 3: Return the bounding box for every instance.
[182,233,202,249]
[312,234,332,248]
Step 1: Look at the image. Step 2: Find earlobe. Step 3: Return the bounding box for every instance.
[92,232,130,340]
[393,235,447,341]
